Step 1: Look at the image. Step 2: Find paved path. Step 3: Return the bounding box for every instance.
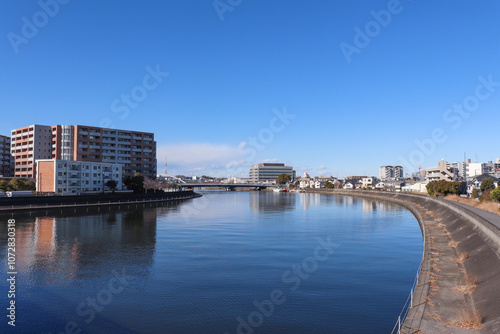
[450,201,500,230]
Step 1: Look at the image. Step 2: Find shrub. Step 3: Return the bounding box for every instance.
[427,180,461,197]
[490,186,500,202]
[480,178,495,192]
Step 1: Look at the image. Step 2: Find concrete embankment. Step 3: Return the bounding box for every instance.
[309,189,500,334]
[0,191,202,212]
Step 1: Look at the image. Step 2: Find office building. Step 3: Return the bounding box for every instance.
[249,163,296,183]
[0,135,14,177]
[36,159,122,194]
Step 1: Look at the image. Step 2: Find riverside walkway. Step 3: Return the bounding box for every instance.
[0,191,202,212]
[309,190,500,334]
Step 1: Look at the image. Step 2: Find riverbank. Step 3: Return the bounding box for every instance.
[0,190,202,212]
[308,189,500,334]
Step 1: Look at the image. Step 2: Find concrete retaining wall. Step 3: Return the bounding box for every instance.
[309,189,500,333]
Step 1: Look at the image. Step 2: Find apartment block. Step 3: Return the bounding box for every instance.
[36,159,122,194]
[379,165,403,181]
[425,160,458,181]
[51,125,156,179]
[466,162,486,179]
[0,135,14,177]
[11,124,53,178]
[487,159,500,178]
[249,163,296,183]
[11,124,157,181]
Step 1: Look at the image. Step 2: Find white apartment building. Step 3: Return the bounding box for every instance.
[379,166,403,180]
[362,177,377,188]
[36,159,122,194]
[466,162,487,179]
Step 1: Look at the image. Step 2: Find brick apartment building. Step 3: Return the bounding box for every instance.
[0,135,14,177]
[10,125,53,178]
[11,124,157,180]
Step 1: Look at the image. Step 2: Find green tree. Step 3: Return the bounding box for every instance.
[471,188,479,199]
[426,180,461,197]
[0,180,8,191]
[105,180,118,193]
[24,181,36,191]
[325,181,334,189]
[9,178,24,191]
[491,186,500,202]
[124,173,144,193]
[276,173,291,185]
[480,178,495,192]
[479,189,493,202]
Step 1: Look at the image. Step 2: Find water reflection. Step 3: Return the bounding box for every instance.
[0,202,185,287]
[249,192,296,212]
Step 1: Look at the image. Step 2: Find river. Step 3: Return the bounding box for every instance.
[0,191,422,333]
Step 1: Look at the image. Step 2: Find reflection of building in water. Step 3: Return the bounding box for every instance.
[0,202,180,285]
[249,192,296,212]
[298,193,323,211]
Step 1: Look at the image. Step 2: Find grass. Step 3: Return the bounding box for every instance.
[453,251,470,263]
[445,194,500,216]
[448,309,483,330]
[453,274,480,295]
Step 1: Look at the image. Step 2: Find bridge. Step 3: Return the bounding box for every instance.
[180,183,274,191]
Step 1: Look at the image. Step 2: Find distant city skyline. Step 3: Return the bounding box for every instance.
[2,1,499,177]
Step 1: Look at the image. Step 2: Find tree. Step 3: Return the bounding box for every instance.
[143,178,162,192]
[0,180,8,191]
[105,180,118,193]
[480,178,495,192]
[9,178,24,191]
[24,181,36,191]
[426,180,461,197]
[124,173,144,193]
[491,187,500,202]
[325,181,334,189]
[471,188,479,199]
[276,173,291,185]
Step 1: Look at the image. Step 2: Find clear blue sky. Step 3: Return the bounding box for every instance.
[2,0,499,178]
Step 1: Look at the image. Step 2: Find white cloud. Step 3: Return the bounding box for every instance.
[157,143,241,165]
[157,142,253,176]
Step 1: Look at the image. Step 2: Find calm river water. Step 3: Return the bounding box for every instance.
[0,191,422,333]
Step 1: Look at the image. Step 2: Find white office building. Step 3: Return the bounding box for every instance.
[249,163,296,183]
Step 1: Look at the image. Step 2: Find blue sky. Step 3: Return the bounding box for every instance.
[2,0,499,178]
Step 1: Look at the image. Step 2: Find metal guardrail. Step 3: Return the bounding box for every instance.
[390,263,421,334]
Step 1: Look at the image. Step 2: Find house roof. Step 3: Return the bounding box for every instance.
[473,174,500,182]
